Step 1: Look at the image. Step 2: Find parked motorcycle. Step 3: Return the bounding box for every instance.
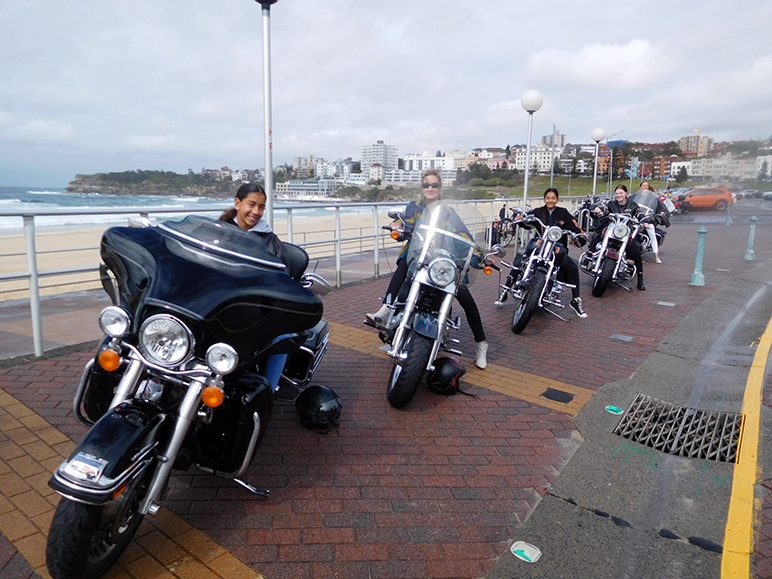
[496,215,585,334]
[579,210,644,297]
[365,201,503,408]
[45,215,335,579]
[634,207,667,255]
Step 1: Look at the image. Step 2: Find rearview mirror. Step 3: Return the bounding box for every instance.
[490,244,506,258]
[387,210,402,220]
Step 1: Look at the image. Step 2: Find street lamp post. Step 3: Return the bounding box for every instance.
[521,90,543,211]
[591,128,606,196]
[258,0,278,227]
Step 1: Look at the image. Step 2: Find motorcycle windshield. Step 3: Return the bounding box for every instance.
[100,215,323,359]
[405,201,479,287]
[630,190,659,212]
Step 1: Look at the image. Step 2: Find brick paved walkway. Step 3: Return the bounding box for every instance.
[1,215,772,578]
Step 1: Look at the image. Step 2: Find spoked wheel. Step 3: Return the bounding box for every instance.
[386,332,432,409]
[511,270,546,334]
[46,462,153,579]
[498,220,515,247]
[591,258,616,297]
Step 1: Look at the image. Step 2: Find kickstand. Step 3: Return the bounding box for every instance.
[613,282,633,292]
[234,478,270,498]
[542,307,571,322]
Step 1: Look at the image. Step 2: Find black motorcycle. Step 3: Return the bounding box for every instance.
[45,215,336,579]
[365,202,502,408]
[497,214,585,333]
[579,210,643,297]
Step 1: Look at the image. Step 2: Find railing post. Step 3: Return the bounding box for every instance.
[286,208,294,244]
[487,201,494,249]
[724,206,732,226]
[689,226,708,286]
[373,205,380,278]
[744,216,758,261]
[23,215,44,357]
[335,206,342,288]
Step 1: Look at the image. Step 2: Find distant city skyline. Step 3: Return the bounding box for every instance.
[1,0,770,187]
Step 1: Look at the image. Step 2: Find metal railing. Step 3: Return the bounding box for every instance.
[0,196,586,356]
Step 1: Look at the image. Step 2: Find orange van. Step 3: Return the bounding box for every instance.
[683,187,734,211]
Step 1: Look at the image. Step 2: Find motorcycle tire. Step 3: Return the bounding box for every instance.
[591,258,616,298]
[511,270,546,334]
[498,220,515,248]
[46,462,152,579]
[386,332,432,409]
[680,203,691,214]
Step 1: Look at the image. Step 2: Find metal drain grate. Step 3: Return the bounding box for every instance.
[612,393,744,463]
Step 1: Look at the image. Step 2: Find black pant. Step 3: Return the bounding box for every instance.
[590,234,643,275]
[385,259,486,343]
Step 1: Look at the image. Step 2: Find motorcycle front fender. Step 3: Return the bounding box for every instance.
[49,400,169,505]
[413,311,439,340]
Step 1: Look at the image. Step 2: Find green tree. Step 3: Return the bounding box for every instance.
[760,161,768,182]
[676,167,689,184]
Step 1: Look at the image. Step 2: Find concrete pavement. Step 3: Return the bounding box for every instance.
[1,201,772,578]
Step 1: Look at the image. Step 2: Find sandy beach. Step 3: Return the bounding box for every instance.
[0,200,502,302]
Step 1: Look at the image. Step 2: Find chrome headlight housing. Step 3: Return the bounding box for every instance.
[612,223,630,239]
[545,226,563,243]
[139,314,194,366]
[98,306,130,338]
[206,343,239,375]
[427,257,457,287]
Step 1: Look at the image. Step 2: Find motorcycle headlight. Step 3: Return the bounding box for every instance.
[612,223,630,239]
[206,343,238,375]
[427,257,457,287]
[98,306,130,338]
[545,226,563,243]
[139,314,194,366]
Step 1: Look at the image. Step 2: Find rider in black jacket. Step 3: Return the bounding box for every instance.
[591,184,646,290]
[501,187,588,318]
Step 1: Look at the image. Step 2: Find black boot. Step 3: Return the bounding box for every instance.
[637,272,646,291]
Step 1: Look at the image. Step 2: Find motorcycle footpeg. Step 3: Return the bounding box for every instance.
[445,348,463,356]
[234,478,270,498]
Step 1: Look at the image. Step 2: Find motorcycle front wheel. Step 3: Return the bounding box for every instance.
[46,462,153,579]
[511,270,546,334]
[591,258,616,297]
[498,220,515,247]
[387,332,432,408]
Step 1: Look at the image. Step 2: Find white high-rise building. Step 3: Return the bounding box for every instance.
[361,140,398,175]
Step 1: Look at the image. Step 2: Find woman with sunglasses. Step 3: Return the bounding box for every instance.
[366,169,490,369]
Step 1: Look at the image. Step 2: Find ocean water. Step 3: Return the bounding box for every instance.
[0,186,375,233]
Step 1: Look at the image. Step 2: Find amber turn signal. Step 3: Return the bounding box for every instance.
[98,349,121,372]
[483,265,493,275]
[201,386,224,408]
[390,230,400,240]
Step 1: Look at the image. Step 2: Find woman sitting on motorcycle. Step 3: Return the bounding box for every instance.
[365,169,490,369]
[510,187,588,318]
[633,181,670,264]
[591,184,646,290]
[219,183,283,254]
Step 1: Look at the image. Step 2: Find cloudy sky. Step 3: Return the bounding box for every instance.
[1,0,770,187]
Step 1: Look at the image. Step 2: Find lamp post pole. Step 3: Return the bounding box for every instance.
[521,90,543,211]
[258,0,278,227]
[591,128,605,196]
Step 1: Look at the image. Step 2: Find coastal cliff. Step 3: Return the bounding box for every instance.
[66,171,235,197]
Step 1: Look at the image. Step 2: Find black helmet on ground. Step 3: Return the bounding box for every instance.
[427,357,466,395]
[295,385,342,431]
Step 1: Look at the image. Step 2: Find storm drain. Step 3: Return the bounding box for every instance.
[612,393,744,463]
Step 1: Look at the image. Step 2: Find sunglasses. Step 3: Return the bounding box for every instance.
[421,182,441,189]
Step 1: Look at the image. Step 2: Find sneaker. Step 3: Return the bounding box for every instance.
[475,341,488,370]
[655,257,662,264]
[365,303,390,325]
[569,298,588,318]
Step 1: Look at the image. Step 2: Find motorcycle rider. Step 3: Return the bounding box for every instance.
[219,183,283,254]
[632,181,670,264]
[591,184,646,290]
[504,187,588,318]
[365,169,490,369]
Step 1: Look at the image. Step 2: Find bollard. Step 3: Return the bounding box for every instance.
[744,216,758,261]
[724,206,732,226]
[689,227,708,286]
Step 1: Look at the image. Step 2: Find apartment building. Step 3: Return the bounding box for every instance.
[361,140,398,175]
[679,130,714,157]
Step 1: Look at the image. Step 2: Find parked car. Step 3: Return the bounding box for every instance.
[682,187,734,211]
[762,191,772,201]
[738,189,758,199]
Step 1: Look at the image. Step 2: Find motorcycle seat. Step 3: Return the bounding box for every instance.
[280,243,309,281]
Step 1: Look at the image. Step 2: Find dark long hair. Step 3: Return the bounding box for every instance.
[219,183,266,223]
